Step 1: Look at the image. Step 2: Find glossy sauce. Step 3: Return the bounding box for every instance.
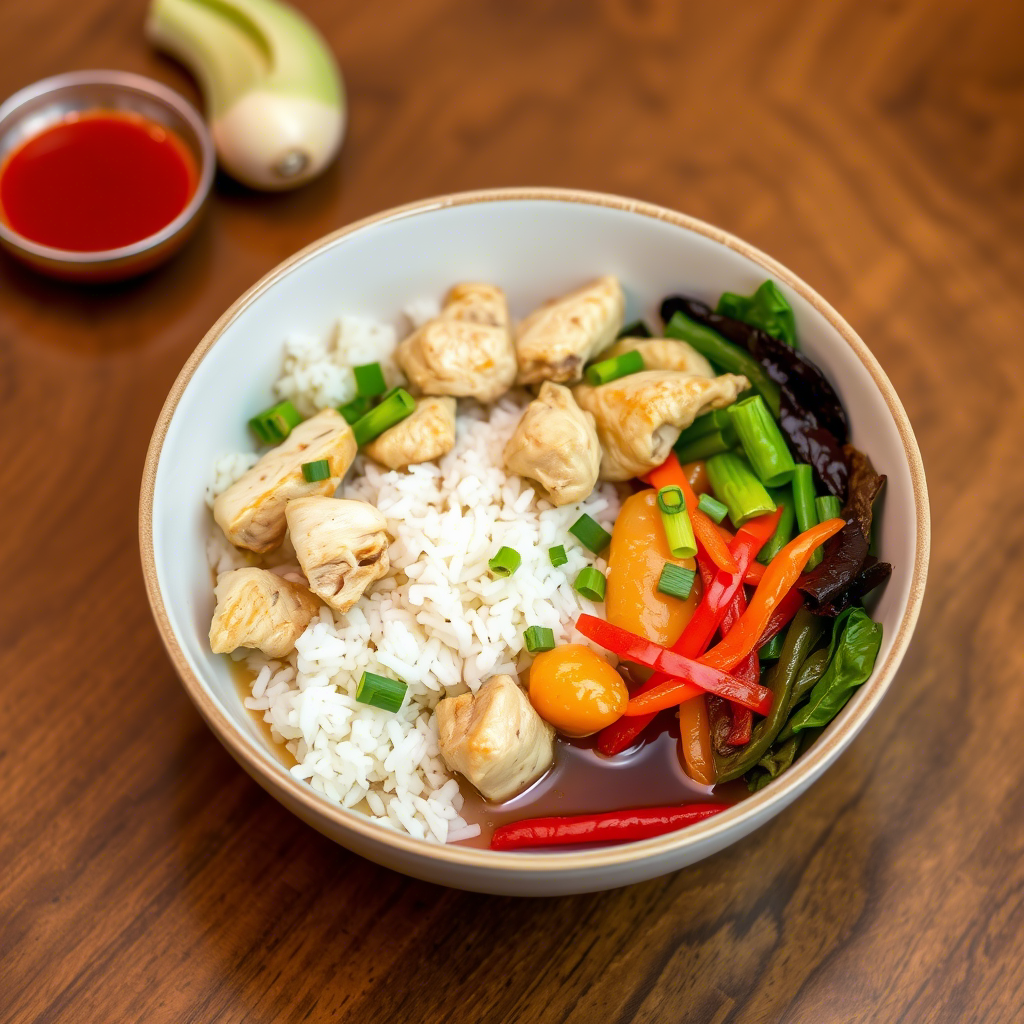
[0,110,197,251]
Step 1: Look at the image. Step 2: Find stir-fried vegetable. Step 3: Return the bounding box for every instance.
[490,802,729,850]
[356,671,408,713]
[728,394,797,488]
[584,349,645,385]
[570,513,612,554]
[656,486,697,559]
[716,280,798,346]
[575,614,773,713]
[528,645,627,737]
[249,398,303,443]
[678,696,716,785]
[757,487,795,564]
[351,387,415,445]
[353,361,387,397]
[523,625,555,653]
[705,452,777,527]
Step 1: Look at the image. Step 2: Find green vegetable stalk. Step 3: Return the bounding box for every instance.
[717,280,798,346]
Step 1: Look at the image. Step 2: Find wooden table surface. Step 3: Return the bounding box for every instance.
[2,1,1020,1021]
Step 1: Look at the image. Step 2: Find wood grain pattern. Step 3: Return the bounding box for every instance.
[0,0,1017,1020]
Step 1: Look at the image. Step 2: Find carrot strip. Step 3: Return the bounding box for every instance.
[678,695,716,784]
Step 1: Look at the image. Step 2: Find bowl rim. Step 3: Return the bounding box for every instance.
[0,69,215,264]
[139,187,930,873]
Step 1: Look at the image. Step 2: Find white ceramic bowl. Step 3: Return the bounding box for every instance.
[140,188,929,896]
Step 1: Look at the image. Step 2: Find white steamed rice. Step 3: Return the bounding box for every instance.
[207,314,622,844]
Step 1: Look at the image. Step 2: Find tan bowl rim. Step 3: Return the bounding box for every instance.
[0,69,215,265]
[139,187,930,873]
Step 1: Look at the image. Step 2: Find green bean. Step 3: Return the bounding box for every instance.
[665,312,781,416]
[714,608,827,782]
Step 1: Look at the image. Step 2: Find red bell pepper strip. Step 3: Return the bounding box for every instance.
[644,453,738,575]
[575,614,773,714]
[489,803,730,850]
[701,518,845,673]
[673,506,782,658]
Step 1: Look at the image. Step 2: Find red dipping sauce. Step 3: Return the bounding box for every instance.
[0,110,198,252]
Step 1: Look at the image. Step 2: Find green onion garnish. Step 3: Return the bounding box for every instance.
[352,388,416,446]
[524,625,556,653]
[727,394,797,487]
[674,409,733,446]
[248,399,303,444]
[584,349,645,386]
[569,514,612,553]
[338,395,372,424]
[816,495,842,521]
[301,458,331,482]
[705,452,776,527]
[757,488,795,565]
[791,464,822,570]
[759,633,785,662]
[657,563,696,600]
[574,567,606,602]
[657,486,697,559]
[354,362,387,398]
[488,546,522,578]
[697,493,729,524]
[548,545,568,567]
[674,429,737,464]
[355,671,408,713]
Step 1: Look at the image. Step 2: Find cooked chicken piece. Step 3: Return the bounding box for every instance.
[285,496,390,613]
[209,567,320,657]
[214,409,356,554]
[503,382,600,506]
[435,674,555,802]
[515,275,625,386]
[598,337,714,378]
[574,370,750,481]
[395,283,516,403]
[363,396,457,470]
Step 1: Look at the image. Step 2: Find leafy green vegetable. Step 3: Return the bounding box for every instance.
[781,607,883,737]
[717,280,797,346]
[790,647,830,703]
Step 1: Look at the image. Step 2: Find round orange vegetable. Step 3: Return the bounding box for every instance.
[605,489,701,648]
[681,460,710,495]
[529,645,628,737]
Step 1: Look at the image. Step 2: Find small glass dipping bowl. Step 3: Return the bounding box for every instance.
[0,70,215,282]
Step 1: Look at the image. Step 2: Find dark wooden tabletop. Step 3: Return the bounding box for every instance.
[2,1,1020,1021]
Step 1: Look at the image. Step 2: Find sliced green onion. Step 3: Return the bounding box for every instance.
[569,514,612,554]
[697,493,729,524]
[355,671,407,713]
[353,362,387,398]
[488,546,522,578]
[524,625,556,653]
[791,464,821,569]
[816,495,843,521]
[574,567,606,602]
[757,487,795,565]
[759,633,785,661]
[338,395,373,425]
[584,349,645,386]
[674,408,734,446]
[548,545,568,567]
[657,486,697,559]
[657,563,696,600]
[352,388,416,446]
[674,430,736,464]
[301,458,331,482]
[248,399,303,444]
[617,319,653,339]
[728,395,797,487]
[665,312,781,417]
[705,452,776,527]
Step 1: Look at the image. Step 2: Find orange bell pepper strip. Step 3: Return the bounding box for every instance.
[644,453,738,575]
[678,694,716,785]
[701,518,845,673]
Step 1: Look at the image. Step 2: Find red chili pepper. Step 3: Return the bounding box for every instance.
[575,614,773,713]
[719,581,757,746]
[489,803,730,850]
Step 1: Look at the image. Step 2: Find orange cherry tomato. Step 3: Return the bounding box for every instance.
[529,645,628,737]
[605,489,701,648]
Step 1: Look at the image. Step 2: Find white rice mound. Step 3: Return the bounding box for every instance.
[208,315,621,844]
